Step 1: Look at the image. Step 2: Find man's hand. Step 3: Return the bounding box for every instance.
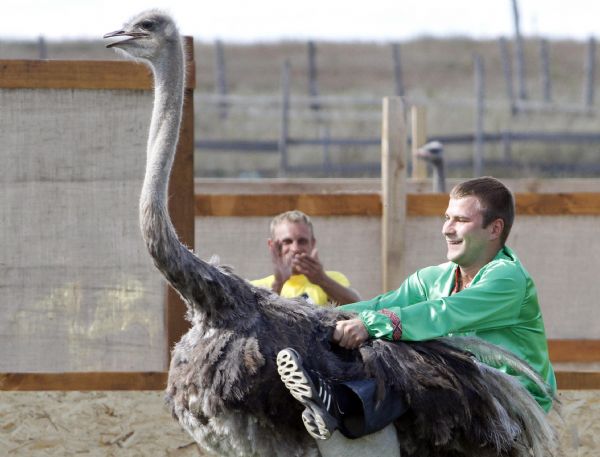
[291,248,327,284]
[269,241,292,293]
[332,318,369,349]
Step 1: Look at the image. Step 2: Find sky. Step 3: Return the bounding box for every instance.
[2,0,598,42]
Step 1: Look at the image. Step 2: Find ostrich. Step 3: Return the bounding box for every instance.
[415,140,446,192]
[104,10,556,457]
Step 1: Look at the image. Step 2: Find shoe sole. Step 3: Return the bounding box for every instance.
[276,348,317,404]
[302,405,333,440]
[277,348,336,440]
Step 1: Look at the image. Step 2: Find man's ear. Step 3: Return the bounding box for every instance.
[489,218,504,240]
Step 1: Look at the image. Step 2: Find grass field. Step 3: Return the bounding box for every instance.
[3,36,600,178]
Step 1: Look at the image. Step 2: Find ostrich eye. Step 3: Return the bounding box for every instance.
[139,20,155,31]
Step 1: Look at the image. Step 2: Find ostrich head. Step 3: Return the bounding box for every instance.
[415,140,444,167]
[415,140,446,192]
[103,9,179,61]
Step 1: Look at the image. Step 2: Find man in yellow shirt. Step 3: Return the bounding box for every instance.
[251,210,361,306]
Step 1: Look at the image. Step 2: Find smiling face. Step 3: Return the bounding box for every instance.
[442,196,503,274]
[269,221,315,274]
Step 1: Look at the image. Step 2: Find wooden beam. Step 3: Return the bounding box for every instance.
[555,371,600,390]
[0,37,195,91]
[548,339,600,363]
[407,193,600,217]
[515,192,600,215]
[195,193,382,217]
[0,60,156,90]
[165,37,196,364]
[0,372,167,391]
[195,193,600,218]
[2,370,599,391]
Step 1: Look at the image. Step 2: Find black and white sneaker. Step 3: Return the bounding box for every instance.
[277,348,340,440]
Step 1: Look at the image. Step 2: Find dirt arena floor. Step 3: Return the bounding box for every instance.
[0,390,598,456]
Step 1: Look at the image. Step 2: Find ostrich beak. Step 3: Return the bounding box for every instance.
[103,30,148,48]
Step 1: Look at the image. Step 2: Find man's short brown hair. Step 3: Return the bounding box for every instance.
[450,176,515,245]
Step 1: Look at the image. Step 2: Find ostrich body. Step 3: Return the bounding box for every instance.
[105,11,555,457]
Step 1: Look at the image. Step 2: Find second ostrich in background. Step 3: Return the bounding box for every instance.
[415,140,446,192]
[104,10,556,457]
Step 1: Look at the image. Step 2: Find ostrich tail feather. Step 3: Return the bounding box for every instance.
[477,363,558,457]
[442,336,554,400]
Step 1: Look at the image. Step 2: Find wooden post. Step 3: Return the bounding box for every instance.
[37,36,48,60]
[381,97,407,292]
[540,39,552,103]
[473,54,485,177]
[411,105,428,179]
[279,60,291,176]
[307,40,320,111]
[584,36,596,109]
[166,36,196,365]
[391,43,405,96]
[214,39,228,119]
[499,37,517,115]
[511,0,528,101]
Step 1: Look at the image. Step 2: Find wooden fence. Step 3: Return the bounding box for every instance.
[0,39,195,390]
[194,190,600,390]
[1,85,598,391]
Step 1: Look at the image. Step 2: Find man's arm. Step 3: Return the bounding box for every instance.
[352,263,526,342]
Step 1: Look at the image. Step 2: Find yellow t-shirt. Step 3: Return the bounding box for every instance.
[250,272,350,306]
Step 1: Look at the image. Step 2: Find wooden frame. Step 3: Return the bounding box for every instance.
[0,39,195,391]
[195,192,600,217]
[194,191,600,388]
[2,66,598,390]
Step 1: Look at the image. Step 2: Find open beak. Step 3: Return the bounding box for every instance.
[103,30,148,48]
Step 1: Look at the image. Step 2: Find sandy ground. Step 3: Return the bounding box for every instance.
[0,391,201,456]
[0,390,597,456]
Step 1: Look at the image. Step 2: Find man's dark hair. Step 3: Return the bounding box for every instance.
[450,176,515,245]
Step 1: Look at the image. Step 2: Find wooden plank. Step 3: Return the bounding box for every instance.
[407,193,448,216]
[382,97,408,292]
[0,60,153,90]
[411,105,428,179]
[194,192,600,217]
[516,192,600,215]
[0,372,167,391]
[195,193,381,217]
[555,371,600,390]
[165,37,196,363]
[2,370,598,391]
[407,193,600,217]
[0,37,195,90]
[548,339,600,363]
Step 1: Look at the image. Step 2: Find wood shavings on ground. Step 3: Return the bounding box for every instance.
[0,391,203,456]
[0,390,597,456]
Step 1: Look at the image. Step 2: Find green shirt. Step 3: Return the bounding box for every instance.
[340,246,556,412]
[251,271,350,306]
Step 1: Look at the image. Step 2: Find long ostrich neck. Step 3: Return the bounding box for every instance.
[139,39,187,271]
[138,37,254,322]
[433,161,446,193]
